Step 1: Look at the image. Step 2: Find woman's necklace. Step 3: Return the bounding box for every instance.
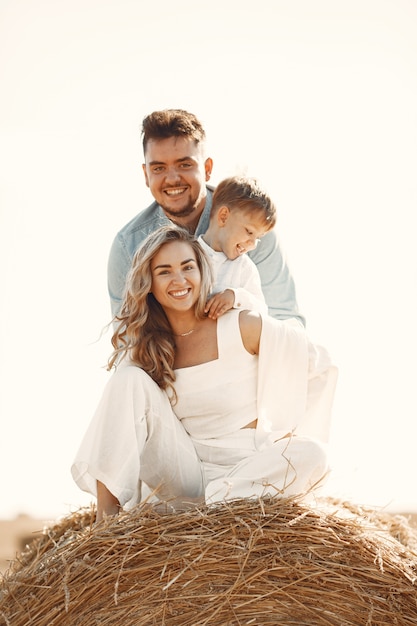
[174,328,195,337]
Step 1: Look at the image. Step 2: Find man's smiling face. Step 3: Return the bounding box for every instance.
[142,136,213,227]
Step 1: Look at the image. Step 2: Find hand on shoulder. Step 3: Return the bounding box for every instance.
[238,310,262,355]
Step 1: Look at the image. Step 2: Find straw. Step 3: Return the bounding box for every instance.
[1,496,416,625]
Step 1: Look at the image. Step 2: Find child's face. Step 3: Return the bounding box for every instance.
[216,206,269,260]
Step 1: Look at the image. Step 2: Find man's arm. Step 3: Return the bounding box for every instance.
[107,201,173,319]
[107,233,133,318]
[248,229,305,326]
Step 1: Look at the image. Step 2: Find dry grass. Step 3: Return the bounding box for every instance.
[1,496,416,625]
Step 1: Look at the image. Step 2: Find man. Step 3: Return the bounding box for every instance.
[107,109,304,325]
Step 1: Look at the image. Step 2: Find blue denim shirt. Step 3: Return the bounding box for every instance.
[107,187,305,325]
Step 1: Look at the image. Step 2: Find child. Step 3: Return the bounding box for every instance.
[200,176,277,319]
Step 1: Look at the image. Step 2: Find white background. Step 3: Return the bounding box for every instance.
[1,0,416,521]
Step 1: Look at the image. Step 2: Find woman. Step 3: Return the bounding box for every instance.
[72,226,337,521]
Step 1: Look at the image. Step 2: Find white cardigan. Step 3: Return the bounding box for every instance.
[255,315,338,447]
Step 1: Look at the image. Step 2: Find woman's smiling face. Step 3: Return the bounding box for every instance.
[150,241,202,312]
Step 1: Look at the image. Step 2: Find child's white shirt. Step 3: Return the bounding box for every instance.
[198,235,268,314]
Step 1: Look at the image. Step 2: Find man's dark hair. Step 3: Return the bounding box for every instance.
[142,109,206,152]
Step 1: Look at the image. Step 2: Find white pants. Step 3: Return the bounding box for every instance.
[72,365,204,508]
[71,365,328,508]
[197,430,328,504]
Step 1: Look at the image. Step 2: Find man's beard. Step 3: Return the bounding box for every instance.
[161,202,198,220]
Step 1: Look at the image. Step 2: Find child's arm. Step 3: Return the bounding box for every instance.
[205,254,269,319]
[205,289,236,319]
[231,286,268,314]
[205,255,268,319]
[205,286,268,319]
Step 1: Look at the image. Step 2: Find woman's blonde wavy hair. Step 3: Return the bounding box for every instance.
[108,225,214,401]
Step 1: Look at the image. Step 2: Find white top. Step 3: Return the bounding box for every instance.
[198,235,267,314]
[174,310,337,446]
[174,310,258,440]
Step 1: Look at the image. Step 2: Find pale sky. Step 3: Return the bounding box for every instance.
[1,0,416,521]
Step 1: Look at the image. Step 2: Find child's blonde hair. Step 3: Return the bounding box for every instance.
[211,176,277,231]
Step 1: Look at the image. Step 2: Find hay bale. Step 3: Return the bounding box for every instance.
[1,497,416,625]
